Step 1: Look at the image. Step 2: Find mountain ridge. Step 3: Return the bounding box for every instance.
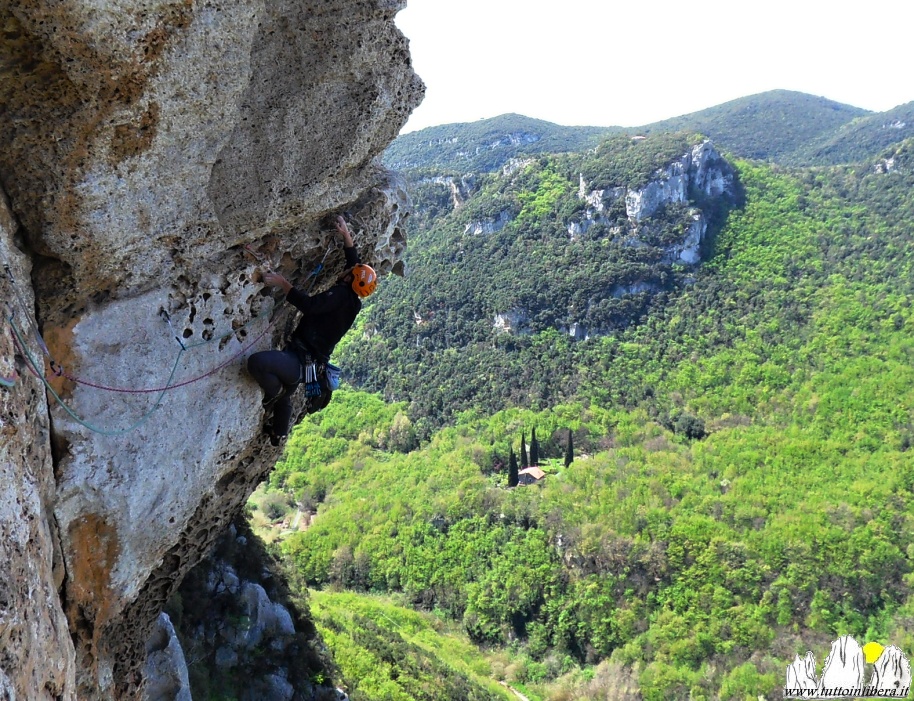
[386,89,913,170]
[385,112,614,172]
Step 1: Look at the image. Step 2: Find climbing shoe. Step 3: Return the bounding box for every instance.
[264,422,286,447]
[262,387,287,411]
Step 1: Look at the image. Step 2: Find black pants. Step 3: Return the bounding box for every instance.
[247,350,302,436]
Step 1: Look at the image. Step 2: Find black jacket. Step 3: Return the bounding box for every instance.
[285,245,362,361]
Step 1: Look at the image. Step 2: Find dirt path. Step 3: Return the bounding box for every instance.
[499,681,531,701]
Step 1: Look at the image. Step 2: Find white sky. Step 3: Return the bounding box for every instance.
[395,0,914,134]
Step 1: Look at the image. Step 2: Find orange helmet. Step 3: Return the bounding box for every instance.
[351,264,377,297]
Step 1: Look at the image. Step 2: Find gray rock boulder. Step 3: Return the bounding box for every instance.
[143,613,192,701]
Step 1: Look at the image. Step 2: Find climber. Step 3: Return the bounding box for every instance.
[247,214,377,444]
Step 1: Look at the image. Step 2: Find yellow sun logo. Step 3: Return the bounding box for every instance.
[863,641,885,664]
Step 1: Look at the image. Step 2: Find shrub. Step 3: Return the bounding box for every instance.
[673,412,706,440]
[262,492,290,521]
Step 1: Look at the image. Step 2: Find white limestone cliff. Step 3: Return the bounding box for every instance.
[572,140,731,265]
[495,140,735,340]
[465,209,513,236]
[493,308,531,335]
[0,1,423,698]
[624,141,733,222]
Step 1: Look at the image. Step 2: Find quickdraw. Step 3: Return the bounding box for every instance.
[303,360,321,397]
[159,307,188,351]
[305,240,338,294]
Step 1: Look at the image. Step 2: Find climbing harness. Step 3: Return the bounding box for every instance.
[286,339,338,413]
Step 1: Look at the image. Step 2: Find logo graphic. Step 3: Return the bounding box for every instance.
[785,635,911,698]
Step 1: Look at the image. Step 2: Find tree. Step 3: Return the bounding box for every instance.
[674,413,706,440]
[520,432,529,468]
[530,427,540,466]
[564,429,574,468]
[386,411,418,452]
[508,448,519,488]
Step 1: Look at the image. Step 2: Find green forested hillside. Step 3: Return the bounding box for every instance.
[783,101,914,166]
[262,138,914,700]
[306,590,519,701]
[639,90,868,162]
[346,132,736,434]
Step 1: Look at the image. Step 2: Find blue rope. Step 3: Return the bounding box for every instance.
[305,241,337,295]
[10,316,184,436]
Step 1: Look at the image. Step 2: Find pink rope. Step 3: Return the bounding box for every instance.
[9,326,45,380]
[61,322,275,394]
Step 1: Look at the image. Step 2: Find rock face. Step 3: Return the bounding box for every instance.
[167,520,339,700]
[0,1,423,698]
[464,209,512,236]
[493,308,530,336]
[624,141,732,223]
[585,140,733,264]
[1,193,77,700]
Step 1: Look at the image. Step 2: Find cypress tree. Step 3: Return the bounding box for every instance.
[530,427,539,466]
[508,448,519,488]
[564,429,574,468]
[520,431,528,468]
